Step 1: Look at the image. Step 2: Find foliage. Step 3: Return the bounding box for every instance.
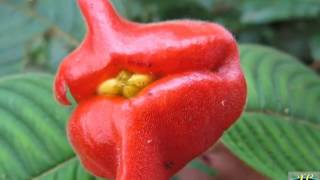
[0,0,319,180]
[0,74,92,180]
[223,45,320,179]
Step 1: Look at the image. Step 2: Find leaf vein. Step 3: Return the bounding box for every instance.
[30,155,76,180]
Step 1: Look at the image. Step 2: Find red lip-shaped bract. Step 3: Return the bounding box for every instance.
[54,0,247,179]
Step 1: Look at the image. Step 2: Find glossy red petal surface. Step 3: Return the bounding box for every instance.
[54,0,247,179]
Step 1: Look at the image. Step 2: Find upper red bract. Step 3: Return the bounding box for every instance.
[54,0,238,105]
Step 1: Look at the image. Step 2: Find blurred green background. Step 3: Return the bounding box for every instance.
[0,0,320,180]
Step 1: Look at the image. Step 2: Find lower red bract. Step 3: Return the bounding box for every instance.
[68,71,246,179]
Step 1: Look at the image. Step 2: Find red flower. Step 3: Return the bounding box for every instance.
[54,0,247,179]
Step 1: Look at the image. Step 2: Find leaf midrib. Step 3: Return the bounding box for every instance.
[30,155,76,180]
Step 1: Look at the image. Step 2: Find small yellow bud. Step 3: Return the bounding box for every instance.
[97,79,122,96]
[97,70,154,98]
[122,85,141,98]
[127,74,154,88]
[117,70,132,81]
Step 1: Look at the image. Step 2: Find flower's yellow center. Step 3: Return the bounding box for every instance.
[97,70,154,98]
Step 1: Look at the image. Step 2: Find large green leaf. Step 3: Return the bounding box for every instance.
[240,0,320,24]
[0,46,24,77]
[222,45,320,179]
[0,2,48,76]
[0,0,84,75]
[0,0,84,43]
[47,37,72,72]
[35,0,85,42]
[0,74,98,180]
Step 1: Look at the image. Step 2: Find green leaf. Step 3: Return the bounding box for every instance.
[240,0,320,24]
[222,44,320,179]
[47,37,71,72]
[35,0,85,42]
[0,2,49,48]
[0,46,24,76]
[310,34,320,61]
[110,0,129,18]
[0,74,96,179]
[0,0,84,75]
[0,2,48,76]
